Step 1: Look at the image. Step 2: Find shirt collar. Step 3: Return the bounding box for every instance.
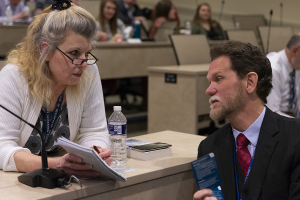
[232,107,266,147]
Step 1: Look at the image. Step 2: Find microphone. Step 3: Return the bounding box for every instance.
[280,2,283,26]
[266,9,273,54]
[0,104,66,188]
[218,0,225,23]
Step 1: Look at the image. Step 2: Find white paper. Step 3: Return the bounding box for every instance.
[56,137,126,182]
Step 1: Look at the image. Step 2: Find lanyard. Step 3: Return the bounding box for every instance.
[233,141,255,200]
[45,91,64,144]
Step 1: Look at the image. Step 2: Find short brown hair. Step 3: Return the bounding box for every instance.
[210,41,273,103]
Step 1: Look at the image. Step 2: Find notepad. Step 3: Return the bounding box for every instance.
[56,137,126,182]
[191,153,224,200]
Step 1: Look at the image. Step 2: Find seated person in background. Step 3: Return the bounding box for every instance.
[116,0,145,25]
[95,0,125,43]
[35,0,52,15]
[194,41,300,200]
[266,35,300,118]
[149,0,176,39]
[0,2,112,178]
[0,0,30,23]
[191,3,224,40]
[150,0,180,28]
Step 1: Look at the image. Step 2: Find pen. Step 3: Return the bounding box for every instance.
[93,145,101,154]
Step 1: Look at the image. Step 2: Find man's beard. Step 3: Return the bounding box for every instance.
[209,83,245,121]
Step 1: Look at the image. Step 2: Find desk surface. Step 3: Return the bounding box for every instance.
[0,131,205,200]
[148,64,210,75]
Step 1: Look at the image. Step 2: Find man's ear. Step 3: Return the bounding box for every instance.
[245,72,258,94]
[40,42,50,61]
[290,46,299,56]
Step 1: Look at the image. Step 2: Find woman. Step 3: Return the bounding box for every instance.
[191,3,225,40]
[0,1,112,178]
[149,0,176,39]
[95,0,125,43]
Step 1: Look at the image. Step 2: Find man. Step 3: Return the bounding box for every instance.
[0,0,30,23]
[116,0,145,25]
[194,41,300,200]
[266,35,300,118]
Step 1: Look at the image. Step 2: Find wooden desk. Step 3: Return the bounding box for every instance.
[0,61,5,71]
[92,42,177,79]
[148,64,210,135]
[0,25,28,57]
[0,131,204,200]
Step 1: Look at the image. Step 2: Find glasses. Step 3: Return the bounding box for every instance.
[54,46,98,65]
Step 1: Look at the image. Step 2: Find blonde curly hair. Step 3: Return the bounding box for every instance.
[7,4,97,107]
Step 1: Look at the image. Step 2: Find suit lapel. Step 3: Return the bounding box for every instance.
[243,108,279,199]
[214,125,237,200]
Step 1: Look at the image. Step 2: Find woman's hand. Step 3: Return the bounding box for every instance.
[91,146,113,166]
[95,31,108,42]
[98,148,113,166]
[111,33,124,43]
[57,153,99,178]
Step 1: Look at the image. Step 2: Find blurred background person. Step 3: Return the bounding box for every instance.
[191,2,225,40]
[150,0,180,28]
[0,0,30,23]
[35,0,52,15]
[149,0,176,39]
[95,0,125,43]
[117,0,145,25]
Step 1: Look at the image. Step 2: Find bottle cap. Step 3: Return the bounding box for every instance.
[113,106,122,111]
[134,20,141,25]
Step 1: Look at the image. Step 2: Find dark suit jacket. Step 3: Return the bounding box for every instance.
[116,0,144,25]
[198,107,300,200]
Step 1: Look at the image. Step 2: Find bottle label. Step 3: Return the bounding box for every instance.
[109,124,127,135]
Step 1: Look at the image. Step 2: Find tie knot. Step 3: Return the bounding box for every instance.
[237,133,249,148]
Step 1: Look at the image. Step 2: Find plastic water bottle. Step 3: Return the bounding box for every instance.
[185,21,191,35]
[235,22,240,30]
[5,5,13,26]
[132,20,141,39]
[108,106,127,165]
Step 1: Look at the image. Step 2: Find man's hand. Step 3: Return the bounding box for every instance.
[57,153,99,178]
[193,189,217,200]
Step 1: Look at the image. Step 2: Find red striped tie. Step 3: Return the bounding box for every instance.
[236,134,251,177]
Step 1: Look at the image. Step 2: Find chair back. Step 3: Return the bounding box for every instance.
[258,26,294,54]
[233,15,267,38]
[226,30,260,47]
[170,35,211,65]
[155,21,177,42]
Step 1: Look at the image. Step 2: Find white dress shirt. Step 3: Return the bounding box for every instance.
[232,107,266,157]
[266,49,299,118]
